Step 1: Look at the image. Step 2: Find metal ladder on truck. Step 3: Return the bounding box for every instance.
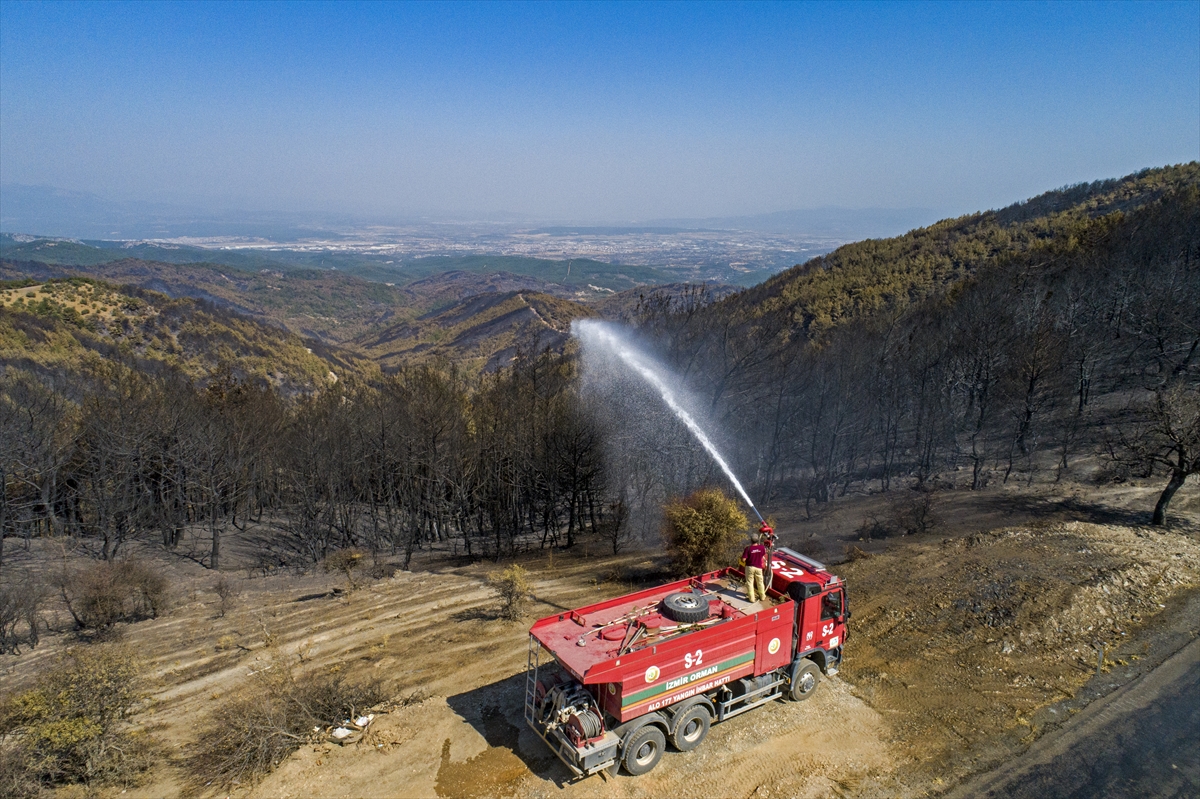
[523,634,541,728]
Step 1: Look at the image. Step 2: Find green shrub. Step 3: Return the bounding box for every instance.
[488,565,532,620]
[663,488,749,576]
[0,645,152,789]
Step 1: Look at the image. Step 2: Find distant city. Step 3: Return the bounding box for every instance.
[1,184,944,285]
[151,224,841,283]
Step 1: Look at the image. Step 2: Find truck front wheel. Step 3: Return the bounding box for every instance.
[623,725,666,775]
[669,705,711,751]
[789,660,820,701]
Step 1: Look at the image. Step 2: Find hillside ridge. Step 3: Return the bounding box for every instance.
[0,276,365,394]
[721,163,1200,336]
[361,290,594,372]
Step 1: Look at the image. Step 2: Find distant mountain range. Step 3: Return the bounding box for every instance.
[6,163,1194,388]
[643,207,939,239]
[0,184,344,241]
[1,183,934,242]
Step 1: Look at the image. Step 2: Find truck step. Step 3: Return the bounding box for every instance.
[716,678,786,722]
[718,686,785,721]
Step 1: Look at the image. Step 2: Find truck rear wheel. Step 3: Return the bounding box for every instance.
[622,725,666,775]
[669,705,710,751]
[789,660,820,701]
[661,591,710,623]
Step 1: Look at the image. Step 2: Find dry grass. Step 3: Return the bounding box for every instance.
[184,651,385,791]
[839,521,1200,782]
[56,559,169,632]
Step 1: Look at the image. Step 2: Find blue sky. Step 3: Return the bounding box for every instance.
[1,0,1197,221]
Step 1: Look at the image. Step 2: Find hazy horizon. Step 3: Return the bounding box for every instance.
[0,180,947,240]
[2,1,1198,225]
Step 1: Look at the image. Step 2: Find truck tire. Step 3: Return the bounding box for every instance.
[789,660,820,701]
[669,705,711,751]
[622,725,666,775]
[661,591,710,623]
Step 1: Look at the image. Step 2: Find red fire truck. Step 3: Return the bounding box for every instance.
[524,530,849,777]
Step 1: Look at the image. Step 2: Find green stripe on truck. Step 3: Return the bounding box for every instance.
[622,651,755,706]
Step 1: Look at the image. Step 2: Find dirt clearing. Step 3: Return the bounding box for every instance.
[249,519,1200,799]
[256,654,891,799]
[2,486,1198,798]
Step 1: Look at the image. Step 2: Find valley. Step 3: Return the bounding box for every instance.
[1,221,842,288]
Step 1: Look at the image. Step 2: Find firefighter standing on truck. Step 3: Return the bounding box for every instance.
[740,532,768,603]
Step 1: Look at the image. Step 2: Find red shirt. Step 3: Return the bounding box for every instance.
[742,543,767,570]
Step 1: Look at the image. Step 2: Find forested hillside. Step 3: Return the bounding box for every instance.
[0,257,422,343]
[0,254,660,349]
[2,165,1197,586]
[629,165,1199,526]
[732,163,1199,336]
[0,251,715,374]
[361,291,593,372]
[1,277,361,394]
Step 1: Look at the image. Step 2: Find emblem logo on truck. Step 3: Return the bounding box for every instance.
[644,665,660,683]
[768,637,781,655]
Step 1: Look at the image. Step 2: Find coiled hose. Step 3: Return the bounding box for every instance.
[572,707,603,738]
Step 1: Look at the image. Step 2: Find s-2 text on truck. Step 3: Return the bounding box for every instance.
[524,528,849,777]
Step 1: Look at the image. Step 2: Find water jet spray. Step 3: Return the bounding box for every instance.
[573,319,766,525]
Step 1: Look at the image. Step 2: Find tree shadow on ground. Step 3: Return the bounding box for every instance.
[293,590,339,602]
[444,672,578,793]
[451,607,502,622]
[976,492,1198,532]
[531,594,573,612]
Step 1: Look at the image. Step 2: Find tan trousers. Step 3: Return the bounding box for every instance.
[745,566,766,603]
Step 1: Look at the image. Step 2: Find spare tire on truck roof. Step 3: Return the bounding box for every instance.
[660,591,710,623]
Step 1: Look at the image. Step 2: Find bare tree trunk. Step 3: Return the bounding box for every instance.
[1152,471,1186,526]
[0,463,6,575]
[211,505,221,571]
